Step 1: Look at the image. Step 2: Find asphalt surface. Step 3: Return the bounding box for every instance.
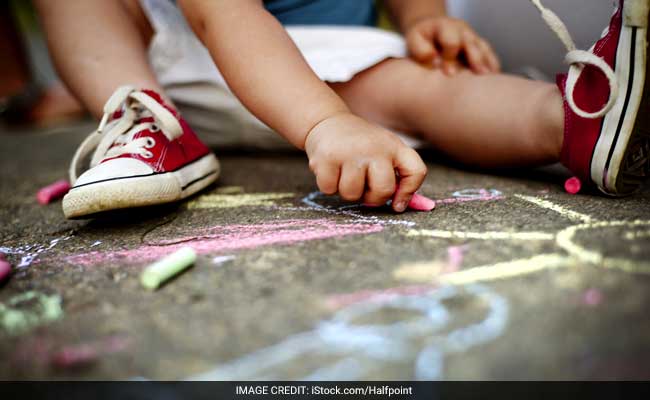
[1,121,650,380]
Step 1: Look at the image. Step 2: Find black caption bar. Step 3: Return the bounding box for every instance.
[2,381,650,400]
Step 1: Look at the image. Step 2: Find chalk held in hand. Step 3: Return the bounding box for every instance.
[408,193,436,211]
[564,176,582,195]
[37,179,71,205]
[140,247,196,290]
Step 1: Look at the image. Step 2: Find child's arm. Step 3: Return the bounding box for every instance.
[385,0,500,75]
[178,0,426,212]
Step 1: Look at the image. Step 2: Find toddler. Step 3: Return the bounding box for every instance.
[34,0,650,218]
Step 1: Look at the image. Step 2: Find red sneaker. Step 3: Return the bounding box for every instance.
[533,0,650,195]
[63,86,219,218]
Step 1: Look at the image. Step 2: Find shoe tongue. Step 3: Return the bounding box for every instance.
[135,116,155,125]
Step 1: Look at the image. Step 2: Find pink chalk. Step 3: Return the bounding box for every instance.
[408,193,436,211]
[37,179,71,205]
[51,335,131,369]
[564,177,581,195]
[52,345,98,368]
[583,288,603,307]
[0,260,10,283]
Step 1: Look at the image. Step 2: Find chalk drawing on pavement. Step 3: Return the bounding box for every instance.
[189,284,508,380]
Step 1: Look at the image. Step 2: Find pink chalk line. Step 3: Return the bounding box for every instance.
[65,219,383,267]
[444,245,467,274]
[325,285,437,310]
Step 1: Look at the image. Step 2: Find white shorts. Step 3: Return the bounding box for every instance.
[139,0,419,150]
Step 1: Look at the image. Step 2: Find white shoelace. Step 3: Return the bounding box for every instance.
[530,0,619,119]
[69,86,183,184]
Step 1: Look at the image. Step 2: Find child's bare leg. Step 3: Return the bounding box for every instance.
[331,58,564,168]
[34,0,162,118]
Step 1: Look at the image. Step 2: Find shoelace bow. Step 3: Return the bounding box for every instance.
[530,0,619,119]
[69,86,183,184]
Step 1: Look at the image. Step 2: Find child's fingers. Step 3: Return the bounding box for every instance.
[463,38,489,74]
[363,160,397,206]
[313,163,340,195]
[338,163,367,202]
[477,39,501,72]
[437,26,463,75]
[407,25,440,64]
[393,148,427,213]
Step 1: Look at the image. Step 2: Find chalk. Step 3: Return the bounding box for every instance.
[408,193,436,211]
[52,345,98,369]
[140,247,196,290]
[564,176,581,195]
[0,260,11,283]
[0,252,5,260]
[364,193,435,211]
[37,179,71,205]
[582,288,603,306]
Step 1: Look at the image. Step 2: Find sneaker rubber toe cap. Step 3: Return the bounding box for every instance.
[73,158,155,187]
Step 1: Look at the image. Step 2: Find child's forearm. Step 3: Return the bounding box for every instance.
[178,0,349,149]
[384,0,446,32]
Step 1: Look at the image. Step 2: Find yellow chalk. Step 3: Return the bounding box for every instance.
[406,229,554,241]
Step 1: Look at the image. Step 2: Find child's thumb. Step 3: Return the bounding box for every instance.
[392,148,427,212]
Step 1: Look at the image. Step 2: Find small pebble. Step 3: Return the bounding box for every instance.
[564,176,581,195]
[37,179,71,205]
[0,260,11,283]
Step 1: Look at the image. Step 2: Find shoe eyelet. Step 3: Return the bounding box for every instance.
[142,150,154,159]
[150,124,160,132]
[145,137,156,148]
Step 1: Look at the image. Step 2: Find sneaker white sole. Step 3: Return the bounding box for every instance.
[62,153,220,219]
[592,0,650,195]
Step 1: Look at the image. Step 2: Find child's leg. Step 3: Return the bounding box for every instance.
[331,58,564,168]
[34,0,162,118]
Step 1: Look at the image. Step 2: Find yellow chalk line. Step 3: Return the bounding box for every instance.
[625,230,650,240]
[406,229,554,241]
[393,261,447,282]
[515,195,594,223]
[186,193,295,209]
[438,254,572,285]
[393,253,572,285]
[556,219,650,274]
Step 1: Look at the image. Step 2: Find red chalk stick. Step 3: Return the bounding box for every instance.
[408,193,436,211]
[0,260,11,283]
[564,177,581,195]
[37,179,71,205]
[51,345,98,369]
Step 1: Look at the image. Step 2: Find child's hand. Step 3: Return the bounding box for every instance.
[405,16,500,75]
[305,113,427,213]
